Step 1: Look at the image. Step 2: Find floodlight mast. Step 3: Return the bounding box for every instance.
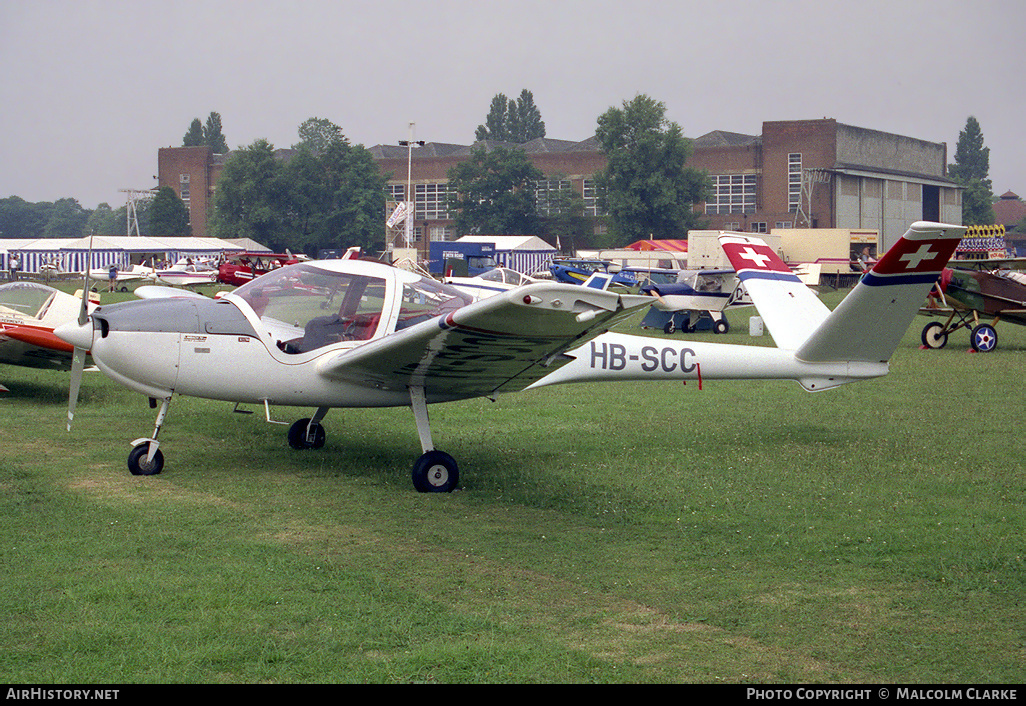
[119,189,157,237]
[398,122,425,249]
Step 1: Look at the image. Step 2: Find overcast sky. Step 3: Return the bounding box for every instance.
[1,0,1023,211]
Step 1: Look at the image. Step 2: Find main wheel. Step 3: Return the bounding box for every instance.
[713,319,729,334]
[128,443,164,476]
[970,324,998,352]
[411,450,460,493]
[921,321,948,349]
[663,321,675,334]
[288,418,326,449]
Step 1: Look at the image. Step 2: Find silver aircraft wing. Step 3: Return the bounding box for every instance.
[314,282,652,402]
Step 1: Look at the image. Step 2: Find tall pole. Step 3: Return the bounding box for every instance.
[406,123,414,249]
[398,123,425,251]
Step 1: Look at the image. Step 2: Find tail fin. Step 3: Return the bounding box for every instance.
[796,221,965,363]
[721,222,966,362]
[719,233,831,349]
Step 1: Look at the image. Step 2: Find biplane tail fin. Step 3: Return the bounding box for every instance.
[720,222,966,365]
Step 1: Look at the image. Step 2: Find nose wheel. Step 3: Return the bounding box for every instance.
[127,396,171,476]
[128,442,164,476]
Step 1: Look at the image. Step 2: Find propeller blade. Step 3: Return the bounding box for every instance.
[78,235,94,325]
[69,235,94,429]
[67,346,86,432]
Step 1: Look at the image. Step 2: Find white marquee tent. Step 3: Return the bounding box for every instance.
[454,235,557,275]
[2,236,251,276]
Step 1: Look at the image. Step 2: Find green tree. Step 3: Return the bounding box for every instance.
[476,93,511,142]
[149,187,192,237]
[213,132,386,255]
[594,94,709,245]
[42,198,89,238]
[183,118,204,147]
[85,202,120,235]
[294,117,345,153]
[204,111,229,153]
[509,89,545,143]
[180,112,229,152]
[210,139,289,244]
[0,196,49,239]
[948,116,994,225]
[475,90,546,143]
[446,145,543,235]
[283,138,386,254]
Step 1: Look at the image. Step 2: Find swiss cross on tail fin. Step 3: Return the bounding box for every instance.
[862,229,963,287]
[720,239,801,283]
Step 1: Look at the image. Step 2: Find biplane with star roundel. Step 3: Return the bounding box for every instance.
[919,262,1026,352]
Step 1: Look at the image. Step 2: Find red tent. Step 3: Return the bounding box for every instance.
[624,239,688,252]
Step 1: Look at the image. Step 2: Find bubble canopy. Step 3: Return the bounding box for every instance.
[229,261,472,353]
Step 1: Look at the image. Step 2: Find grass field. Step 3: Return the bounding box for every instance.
[1,283,1024,683]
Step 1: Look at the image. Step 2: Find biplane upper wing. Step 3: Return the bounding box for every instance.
[314,282,653,401]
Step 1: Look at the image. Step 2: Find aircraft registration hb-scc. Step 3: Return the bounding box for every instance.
[56,221,966,493]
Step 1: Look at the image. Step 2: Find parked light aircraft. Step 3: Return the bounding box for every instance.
[919,262,1026,352]
[143,259,219,287]
[0,282,99,388]
[443,267,540,301]
[56,222,965,492]
[88,264,153,291]
[641,269,750,334]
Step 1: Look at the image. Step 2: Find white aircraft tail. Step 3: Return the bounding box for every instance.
[720,221,966,363]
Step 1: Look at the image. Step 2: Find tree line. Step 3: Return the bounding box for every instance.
[0,187,191,242]
[210,93,711,253]
[1,99,1008,252]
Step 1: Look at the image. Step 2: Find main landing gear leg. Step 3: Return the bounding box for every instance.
[408,386,459,493]
[128,396,170,476]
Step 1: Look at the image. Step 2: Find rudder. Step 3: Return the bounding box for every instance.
[796,221,966,364]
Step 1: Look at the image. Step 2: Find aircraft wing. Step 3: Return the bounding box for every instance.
[135,285,210,300]
[314,282,652,401]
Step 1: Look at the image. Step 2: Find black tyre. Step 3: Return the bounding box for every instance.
[288,418,326,449]
[128,443,164,476]
[713,319,729,334]
[411,450,460,493]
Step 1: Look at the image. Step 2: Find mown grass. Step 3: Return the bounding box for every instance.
[1,284,1024,683]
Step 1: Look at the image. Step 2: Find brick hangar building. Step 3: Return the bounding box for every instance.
[157,117,962,256]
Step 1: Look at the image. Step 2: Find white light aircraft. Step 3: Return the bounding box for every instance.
[55,222,965,492]
[444,267,540,301]
[1,282,99,389]
[145,259,219,287]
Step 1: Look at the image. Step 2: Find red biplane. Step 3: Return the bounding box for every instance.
[217,253,302,287]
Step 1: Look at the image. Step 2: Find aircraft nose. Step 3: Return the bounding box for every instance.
[54,320,94,351]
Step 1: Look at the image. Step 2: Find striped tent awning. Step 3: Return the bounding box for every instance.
[624,239,688,252]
